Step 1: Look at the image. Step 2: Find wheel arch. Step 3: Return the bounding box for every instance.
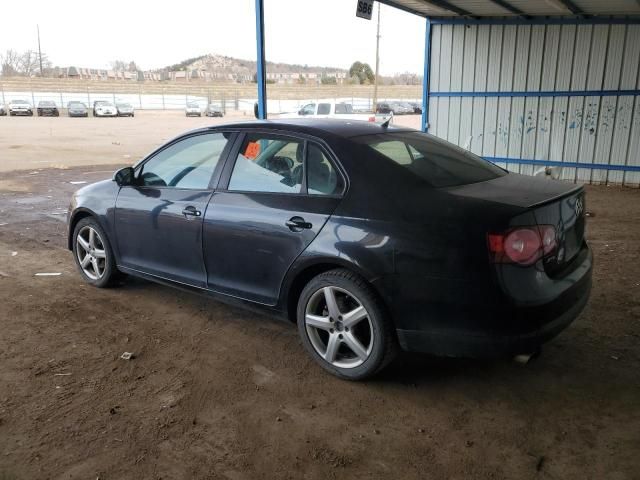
[67,208,99,250]
[282,257,392,324]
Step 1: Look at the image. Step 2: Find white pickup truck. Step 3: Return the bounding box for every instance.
[280,101,392,124]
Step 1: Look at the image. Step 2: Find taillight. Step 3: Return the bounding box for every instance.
[368,116,376,122]
[488,225,557,266]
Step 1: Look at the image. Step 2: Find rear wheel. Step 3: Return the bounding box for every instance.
[297,269,397,380]
[72,217,121,288]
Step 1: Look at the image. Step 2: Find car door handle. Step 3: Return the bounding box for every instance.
[286,216,312,231]
[182,206,201,217]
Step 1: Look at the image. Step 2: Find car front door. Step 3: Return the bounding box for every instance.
[203,131,345,305]
[114,131,233,287]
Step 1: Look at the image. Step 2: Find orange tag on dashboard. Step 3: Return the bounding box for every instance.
[244,141,260,159]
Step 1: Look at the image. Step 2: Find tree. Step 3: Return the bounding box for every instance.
[20,50,40,76]
[111,60,139,72]
[348,61,375,85]
[1,49,21,76]
[320,73,337,85]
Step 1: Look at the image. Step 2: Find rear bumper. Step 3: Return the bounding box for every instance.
[396,245,593,358]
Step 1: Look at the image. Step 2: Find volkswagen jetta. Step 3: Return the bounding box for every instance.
[67,119,592,380]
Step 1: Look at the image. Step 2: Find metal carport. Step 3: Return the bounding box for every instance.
[253,0,640,185]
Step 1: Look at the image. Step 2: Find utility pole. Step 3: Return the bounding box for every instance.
[372,3,381,111]
[37,24,43,76]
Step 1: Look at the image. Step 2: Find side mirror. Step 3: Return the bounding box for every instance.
[113,166,135,186]
[298,109,304,115]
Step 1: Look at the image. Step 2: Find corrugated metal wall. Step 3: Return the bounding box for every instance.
[428,23,640,187]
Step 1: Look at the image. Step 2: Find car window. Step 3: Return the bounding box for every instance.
[356,132,506,188]
[139,133,230,189]
[335,103,353,114]
[307,143,343,195]
[301,104,315,115]
[317,103,331,115]
[228,134,304,193]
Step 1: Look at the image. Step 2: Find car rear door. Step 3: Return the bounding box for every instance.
[203,131,345,305]
[114,131,234,287]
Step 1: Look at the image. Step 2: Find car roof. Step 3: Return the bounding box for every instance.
[200,118,414,139]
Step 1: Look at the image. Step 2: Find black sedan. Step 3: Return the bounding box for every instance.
[67,119,592,380]
[37,101,60,116]
[67,101,89,117]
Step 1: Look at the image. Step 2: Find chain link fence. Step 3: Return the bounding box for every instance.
[0,79,422,115]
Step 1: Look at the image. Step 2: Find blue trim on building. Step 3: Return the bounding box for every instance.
[430,89,640,98]
[484,157,640,173]
[421,18,432,133]
[254,0,267,119]
[430,16,640,25]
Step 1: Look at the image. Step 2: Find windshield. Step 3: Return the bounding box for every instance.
[355,132,506,188]
[13,100,28,104]
[39,101,55,106]
[69,102,84,107]
[117,103,131,108]
[101,102,114,107]
[187,103,198,108]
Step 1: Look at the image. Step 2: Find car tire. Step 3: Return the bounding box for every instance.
[297,268,398,380]
[72,217,122,288]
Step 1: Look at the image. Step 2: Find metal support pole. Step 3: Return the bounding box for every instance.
[254,0,267,119]
[421,18,432,133]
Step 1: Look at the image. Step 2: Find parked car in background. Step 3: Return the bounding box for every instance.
[9,100,33,116]
[409,102,423,114]
[93,101,118,117]
[0,103,6,116]
[391,102,413,115]
[185,102,202,117]
[376,102,412,115]
[66,119,593,380]
[282,101,392,124]
[116,103,135,117]
[67,101,89,117]
[205,104,224,117]
[37,101,60,117]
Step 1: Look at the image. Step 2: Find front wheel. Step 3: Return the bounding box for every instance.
[72,217,121,288]
[297,269,397,380]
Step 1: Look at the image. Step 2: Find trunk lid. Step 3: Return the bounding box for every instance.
[445,172,582,209]
[533,189,586,274]
[447,173,586,272]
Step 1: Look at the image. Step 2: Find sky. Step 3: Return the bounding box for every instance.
[0,0,426,75]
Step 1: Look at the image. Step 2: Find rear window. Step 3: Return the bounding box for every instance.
[317,103,331,115]
[335,103,353,114]
[355,132,506,188]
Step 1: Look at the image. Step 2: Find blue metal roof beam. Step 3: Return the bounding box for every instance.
[422,0,473,16]
[486,0,530,18]
[554,0,585,15]
[377,0,473,17]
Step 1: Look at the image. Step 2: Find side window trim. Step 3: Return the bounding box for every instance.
[133,131,236,191]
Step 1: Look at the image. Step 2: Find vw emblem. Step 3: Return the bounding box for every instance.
[575,198,583,217]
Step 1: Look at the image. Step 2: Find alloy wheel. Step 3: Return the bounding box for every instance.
[76,226,107,280]
[305,286,373,368]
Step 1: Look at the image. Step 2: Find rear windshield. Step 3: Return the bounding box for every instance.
[335,103,353,114]
[355,132,506,188]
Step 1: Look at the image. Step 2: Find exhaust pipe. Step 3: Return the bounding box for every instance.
[513,348,541,365]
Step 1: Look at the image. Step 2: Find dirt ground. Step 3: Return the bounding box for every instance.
[0,112,639,480]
